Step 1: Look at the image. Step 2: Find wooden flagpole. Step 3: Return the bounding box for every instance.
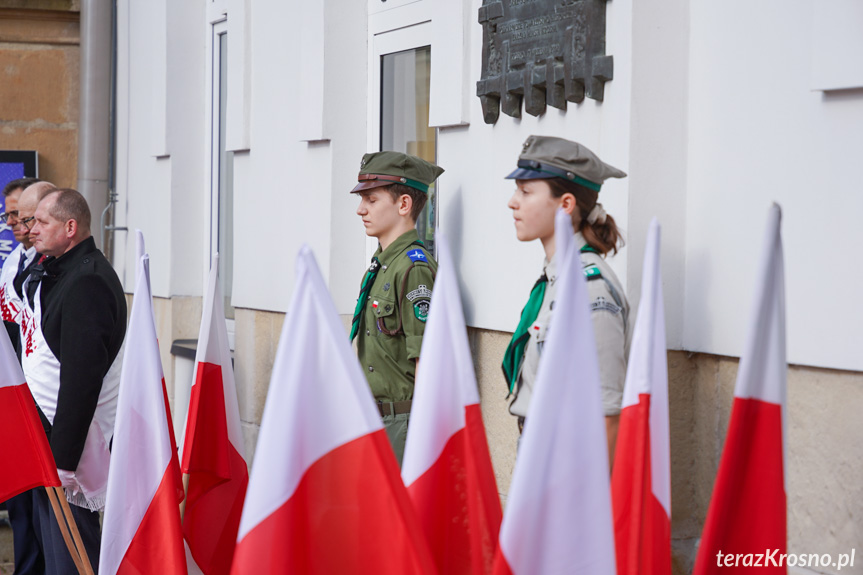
[179,472,190,519]
[45,486,87,575]
[53,486,96,575]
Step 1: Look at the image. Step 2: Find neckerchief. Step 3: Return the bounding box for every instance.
[350,257,381,341]
[501,273,547,394]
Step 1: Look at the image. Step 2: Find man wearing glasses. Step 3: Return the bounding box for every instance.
[0,179,53,575]
[1,177,40,257]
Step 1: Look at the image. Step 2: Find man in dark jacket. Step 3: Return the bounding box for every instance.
[26,188,126,573]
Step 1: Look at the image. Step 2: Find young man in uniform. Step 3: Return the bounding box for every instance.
[350,151,444,466]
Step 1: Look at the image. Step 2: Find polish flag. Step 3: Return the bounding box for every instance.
[402,232,502,575]
[0,314,60,501]
[180,255,248,575]
[611,218,671,575]
[100,233,187,575]
[493,210,616,575]
[230,246,436,575]
[693,204,787,574]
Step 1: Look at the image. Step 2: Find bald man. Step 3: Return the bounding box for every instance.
[25,188,126,573]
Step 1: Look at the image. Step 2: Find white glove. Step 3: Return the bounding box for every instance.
[57,469,80,497]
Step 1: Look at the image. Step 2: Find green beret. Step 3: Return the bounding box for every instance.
[505,135,626,192]
[351,151,444,194]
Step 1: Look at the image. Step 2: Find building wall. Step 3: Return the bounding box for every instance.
[0,5,80,187]
[114,1,862,573]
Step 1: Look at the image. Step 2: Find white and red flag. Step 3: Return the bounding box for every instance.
[611,218,671,575]
[100,232,187,575]
[493,209,616,575]
[693,204,787,574]
[230,245,436,575]
[402,232,502,575]
[180,255,248,575]
[0,310,60,501]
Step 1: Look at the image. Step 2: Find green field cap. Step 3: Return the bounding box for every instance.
[506,135,626,192]
[351,151,444,194]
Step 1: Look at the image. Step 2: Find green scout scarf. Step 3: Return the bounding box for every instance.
[501,244,597,393]
[350,257,381,341]
[501,274,547,394]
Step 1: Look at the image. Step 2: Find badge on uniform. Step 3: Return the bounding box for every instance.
[407,249,427,262]
[414,300,430,322]
[583,264,602,280]
[590,296,621,314]
[406,284,432,301]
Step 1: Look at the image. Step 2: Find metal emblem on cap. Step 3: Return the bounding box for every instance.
[522,139,532,153]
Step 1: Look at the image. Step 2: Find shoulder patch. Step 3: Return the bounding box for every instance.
[406,284,432,301]
[414,300,430,322]
[590,296,621,315]
[407,249,428,263]
[583,264,602,280]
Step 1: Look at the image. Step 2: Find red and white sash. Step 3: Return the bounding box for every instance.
[21,280,123,511]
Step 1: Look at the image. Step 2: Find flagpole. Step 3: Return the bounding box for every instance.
[179,472,189,519]
[54,487,96,575]
[44,486,88,575]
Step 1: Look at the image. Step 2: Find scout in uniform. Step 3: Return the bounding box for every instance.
[350,151,444,466]
[502,135,632,468]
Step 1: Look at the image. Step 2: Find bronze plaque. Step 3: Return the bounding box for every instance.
[477,0,614,124]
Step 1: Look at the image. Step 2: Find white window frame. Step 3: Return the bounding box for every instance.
[366,8,433,262]
[204,16,236,348]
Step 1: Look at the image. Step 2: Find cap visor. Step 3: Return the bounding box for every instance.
[504,167,554,180]
[350,180,392,193]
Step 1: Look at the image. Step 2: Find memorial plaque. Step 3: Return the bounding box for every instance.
[477,0,614,124]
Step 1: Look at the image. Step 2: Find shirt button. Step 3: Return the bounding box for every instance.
[368,366,374,372]
[366,329,370,336]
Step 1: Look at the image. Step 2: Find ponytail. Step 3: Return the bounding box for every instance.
[546,178,624,256]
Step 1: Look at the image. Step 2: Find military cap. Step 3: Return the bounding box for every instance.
[351,151,444,194]
[505,135,626,192]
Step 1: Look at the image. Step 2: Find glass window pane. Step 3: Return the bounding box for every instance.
[380,46,436,253]
[217,32,235,320]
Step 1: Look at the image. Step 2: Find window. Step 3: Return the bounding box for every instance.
[380,46,436,252]
[370,19,437,255]
[208,19,235,343]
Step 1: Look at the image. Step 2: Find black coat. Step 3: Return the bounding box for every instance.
[35,236,126,470]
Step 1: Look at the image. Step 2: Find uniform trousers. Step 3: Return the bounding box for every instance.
[382,412,410,467]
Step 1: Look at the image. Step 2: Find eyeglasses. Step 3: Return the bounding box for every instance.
[18,217,35,229]
[0,210,18,223]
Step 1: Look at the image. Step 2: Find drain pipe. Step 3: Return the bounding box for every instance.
[78,0,116,253]
[99,0,125,259]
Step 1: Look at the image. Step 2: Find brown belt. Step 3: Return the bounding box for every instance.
[377,400,412,417]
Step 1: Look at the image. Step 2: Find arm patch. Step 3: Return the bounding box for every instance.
[583,264,602,280]
[407,249,428,263]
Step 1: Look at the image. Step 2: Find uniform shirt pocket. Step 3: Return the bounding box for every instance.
[370,293,398,334]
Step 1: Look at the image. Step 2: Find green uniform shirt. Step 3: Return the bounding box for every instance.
[356,229,437,402]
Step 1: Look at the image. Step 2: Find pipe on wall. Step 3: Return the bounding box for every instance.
[78,0,113,252]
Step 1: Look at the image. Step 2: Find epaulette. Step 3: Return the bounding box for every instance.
[406,247,429,264]
[583,264,602,280]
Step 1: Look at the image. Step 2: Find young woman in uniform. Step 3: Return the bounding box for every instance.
[501,135,632,467]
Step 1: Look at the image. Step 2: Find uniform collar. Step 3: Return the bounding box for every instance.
[543,231,589,284]
[375,229,421,267]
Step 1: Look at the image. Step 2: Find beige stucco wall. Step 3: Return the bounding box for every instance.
[0,6,80,187]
